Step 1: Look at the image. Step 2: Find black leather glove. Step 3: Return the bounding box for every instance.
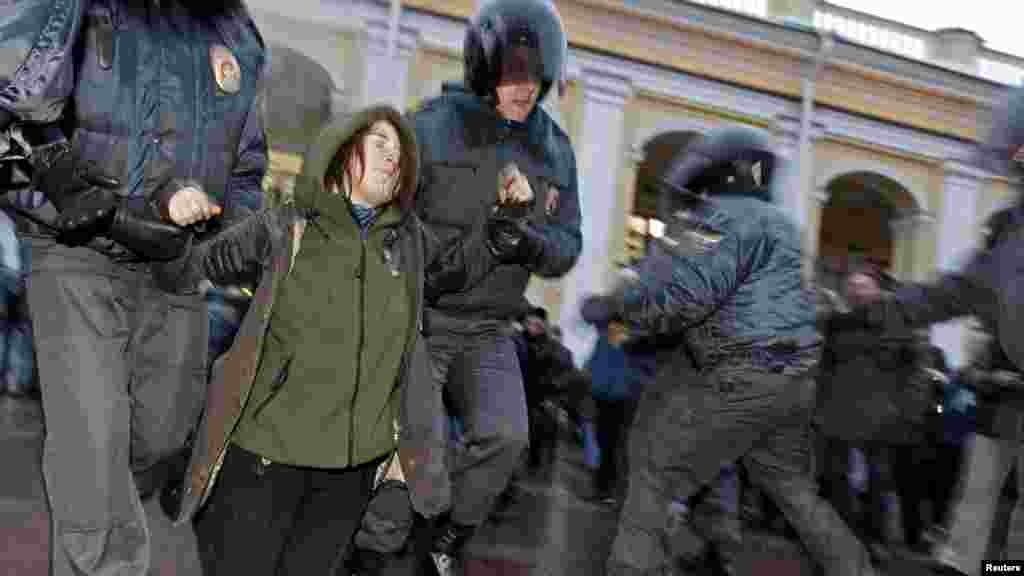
[31,143,122,245]
[54,183,120,245]
[486,216,544,266]
[162,204,308,292]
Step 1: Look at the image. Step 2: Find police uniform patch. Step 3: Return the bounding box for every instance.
[210,44,241,94]
[545,185,560,216]
[662,209,725,256]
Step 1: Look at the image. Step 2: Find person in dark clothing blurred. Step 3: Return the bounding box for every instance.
[586,319,654,505]
[491,307,573,521]
[817,266,938,559]
[844,85,1024,576]
[516,306,575,475]
[921,354,973,550]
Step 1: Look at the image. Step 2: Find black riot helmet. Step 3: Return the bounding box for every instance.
[653,125,784,260]
[463,0,568,105]
[658,124,782,208]
[979,86,1024,179]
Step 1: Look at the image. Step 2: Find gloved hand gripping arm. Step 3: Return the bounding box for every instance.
[156,204,310,293]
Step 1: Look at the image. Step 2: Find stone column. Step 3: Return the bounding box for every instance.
[773,115,802,225]
[889,212,934,282]
[360,16,417,110]
[806,186,830,280]
[558,68,632,367]
[773,115,825,280]
[931,161,985,368]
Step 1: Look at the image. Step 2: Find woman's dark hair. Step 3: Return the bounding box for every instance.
[322,107,417,211]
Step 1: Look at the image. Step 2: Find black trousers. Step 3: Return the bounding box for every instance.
[194,443,382,576]
[822,438,926,547]
[526,400,559,474]
[929,443,964,527]
[594,397,636,498]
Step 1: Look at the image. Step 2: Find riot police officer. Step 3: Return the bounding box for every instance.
[848,86,1024,576]
[409,0,581,572]
[0,2,267,574]
[582,125,876,576]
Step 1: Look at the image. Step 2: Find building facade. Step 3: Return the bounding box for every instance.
[247,0,1024,367]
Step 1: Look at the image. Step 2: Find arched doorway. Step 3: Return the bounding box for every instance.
[626,130,703,263]
[816,171,919,293]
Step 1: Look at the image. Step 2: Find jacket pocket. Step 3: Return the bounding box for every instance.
[252,352,294,422]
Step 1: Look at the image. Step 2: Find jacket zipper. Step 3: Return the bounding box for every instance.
[350,237,367,463]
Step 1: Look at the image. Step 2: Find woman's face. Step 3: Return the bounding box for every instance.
[349,120,402,208]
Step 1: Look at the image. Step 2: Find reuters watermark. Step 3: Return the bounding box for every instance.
[985,561,1024,573]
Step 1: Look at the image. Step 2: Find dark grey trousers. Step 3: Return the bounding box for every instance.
[936,434,1024,576]
[26,240,207,576]
[607,366,876,576]
[425,313,530,527]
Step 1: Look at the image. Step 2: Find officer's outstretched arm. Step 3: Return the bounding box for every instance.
[612,234,741,337]
[865,248,992,332]
[156,204,303,293]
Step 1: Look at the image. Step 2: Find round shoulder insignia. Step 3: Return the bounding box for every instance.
[210,44,241,94]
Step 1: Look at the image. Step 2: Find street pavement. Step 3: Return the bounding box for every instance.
[0,395,940,576]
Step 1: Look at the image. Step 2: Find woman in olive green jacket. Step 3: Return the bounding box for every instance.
[170,104,482,575]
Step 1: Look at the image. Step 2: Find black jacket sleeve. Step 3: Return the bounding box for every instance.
[867,248,993,332]
[522,143,582,278]
[159,204,299,292]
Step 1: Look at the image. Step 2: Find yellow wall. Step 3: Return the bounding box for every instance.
[813,139,936,211]
[408,47,464,110]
